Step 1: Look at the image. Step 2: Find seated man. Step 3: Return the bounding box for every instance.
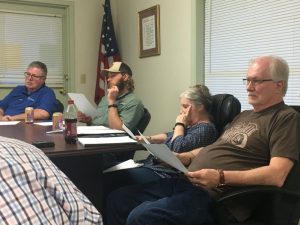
[0,135,102,224]
[78,61,144,132]
[105,55,300,225]
[78,62,144,168]
[0,61,58,121]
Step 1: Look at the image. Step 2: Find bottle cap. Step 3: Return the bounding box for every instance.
[68,99,74,104]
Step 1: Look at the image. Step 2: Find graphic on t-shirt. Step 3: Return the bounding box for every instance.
[221,122,258,148]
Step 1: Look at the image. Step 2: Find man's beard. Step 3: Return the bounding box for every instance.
[115,79,125,92]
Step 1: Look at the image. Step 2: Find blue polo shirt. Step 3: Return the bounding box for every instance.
[0,84,58,117]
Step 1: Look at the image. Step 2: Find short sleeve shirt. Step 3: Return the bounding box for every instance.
[189,102,300,172]
[91,92,144,131]
[0,85,58,117]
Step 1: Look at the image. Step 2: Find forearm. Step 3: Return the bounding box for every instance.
[178,148,203,166]
[0,108,4,120]
[10,109,50,121]
[147,133,168,143]
[171,124,185,141]
[107,107,123,130]
[224,158,293,187]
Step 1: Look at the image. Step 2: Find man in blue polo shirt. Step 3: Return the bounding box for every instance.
[0,61,58,121]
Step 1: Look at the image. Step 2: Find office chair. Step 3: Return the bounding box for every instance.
[207,105,300,225]
[103,107,151,167]
[134,107,151,134]
[56,99,64,113]
[210,94,241,134]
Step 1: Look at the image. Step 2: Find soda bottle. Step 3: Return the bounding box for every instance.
[64,99,77,144]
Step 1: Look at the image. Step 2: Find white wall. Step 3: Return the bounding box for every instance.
[111,0,204,135]
[72,0,204,135]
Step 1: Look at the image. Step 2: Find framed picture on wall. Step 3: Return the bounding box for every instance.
[138,5,160,58]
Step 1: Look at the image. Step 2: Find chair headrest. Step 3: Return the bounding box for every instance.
[210,94,241,134]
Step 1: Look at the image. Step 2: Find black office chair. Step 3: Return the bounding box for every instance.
[210,94,241,134]
[134,107,151,134]
[56,99,64,113]
[101,107,151,169]
[209,105,300,225]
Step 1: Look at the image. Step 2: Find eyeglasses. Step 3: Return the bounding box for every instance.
[24,72,45,80]
[242,78,274,86]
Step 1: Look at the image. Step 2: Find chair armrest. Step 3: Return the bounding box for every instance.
[217,185,300,203]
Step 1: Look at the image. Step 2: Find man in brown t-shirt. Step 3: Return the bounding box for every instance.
[105,55,300,225]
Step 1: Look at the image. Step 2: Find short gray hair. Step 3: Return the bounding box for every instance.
[180,84,213,111]
[28,61,48,76]
[249,55,289,95]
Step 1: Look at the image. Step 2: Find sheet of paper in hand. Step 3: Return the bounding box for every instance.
[142,144,188,173]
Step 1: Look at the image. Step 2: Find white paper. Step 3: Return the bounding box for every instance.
[122,124,136,140]
[77,125,125,135]
[137,129,150,144]
[68,93,98,118]
[142,144,188,173]
[102,159,143,173]
[34,121,52,126]
[0,121,20,125]
[78,136,137,146]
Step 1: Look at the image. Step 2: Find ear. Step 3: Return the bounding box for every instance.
[276,80,284,93]
[122,73,129,81]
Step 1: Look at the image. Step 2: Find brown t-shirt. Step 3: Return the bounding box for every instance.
[188,102,300,221]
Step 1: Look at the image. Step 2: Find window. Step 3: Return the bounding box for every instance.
[0,1,69,88]
[205,0,300,110]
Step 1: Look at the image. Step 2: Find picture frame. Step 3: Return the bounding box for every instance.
[138,5,160,58]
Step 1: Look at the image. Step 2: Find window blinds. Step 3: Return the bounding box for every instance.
[0,8,64,87]
[205,0,300,110]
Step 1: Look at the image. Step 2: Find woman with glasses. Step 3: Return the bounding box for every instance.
[0,61,59,121]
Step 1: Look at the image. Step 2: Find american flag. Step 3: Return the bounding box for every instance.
[94,0,121,105]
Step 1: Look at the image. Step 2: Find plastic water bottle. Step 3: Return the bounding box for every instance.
[64,99,77,144]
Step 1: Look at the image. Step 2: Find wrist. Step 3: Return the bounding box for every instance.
[108,104,117,108]
[174,122,186,129]
[147,136,152,143]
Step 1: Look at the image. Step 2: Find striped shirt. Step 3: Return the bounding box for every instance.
[0,136,102,225]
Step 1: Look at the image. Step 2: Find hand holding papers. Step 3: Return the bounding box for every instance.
[121,124,136,140]
[67,93,98,118]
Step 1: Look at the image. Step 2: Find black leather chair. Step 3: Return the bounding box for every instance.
[210,105,300,225]
[56,99,64,113]
[134,107,151,135]
[102,107,151,168]
[210,94,241,134]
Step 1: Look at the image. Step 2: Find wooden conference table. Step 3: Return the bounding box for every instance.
[0,121,144,211]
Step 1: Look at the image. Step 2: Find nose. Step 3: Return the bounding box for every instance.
[246,82,255,91]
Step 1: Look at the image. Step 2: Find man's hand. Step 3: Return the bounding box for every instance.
[1,115,13,121]
[185,169,220,188]
[77,111,92,124]
[107,86,119,104]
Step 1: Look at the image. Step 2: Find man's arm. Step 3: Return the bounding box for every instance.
[0,108,5,120]
[8,109,50,121]
[185,156,294,188]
